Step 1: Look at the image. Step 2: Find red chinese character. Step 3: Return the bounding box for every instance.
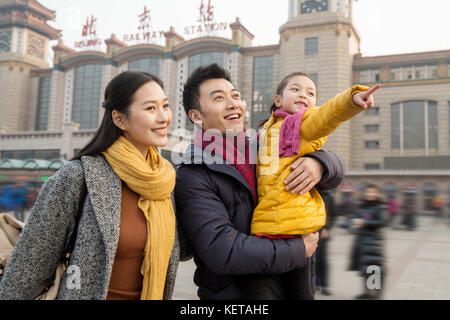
[138,6,151,31]
[206,0,214,21]
[198,0,214,22]
[198,0,204,22]
[82,15,97,37]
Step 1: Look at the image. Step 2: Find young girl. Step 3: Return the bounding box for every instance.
[248,72,380,299]
[252,72,380,237]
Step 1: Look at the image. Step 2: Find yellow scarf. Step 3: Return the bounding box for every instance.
[102,136,175,300]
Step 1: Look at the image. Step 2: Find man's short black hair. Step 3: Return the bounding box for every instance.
[182,63,233,120]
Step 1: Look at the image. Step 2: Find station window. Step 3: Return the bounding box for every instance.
[365,141,380,149]
[364,124,379,133]
[305,37,319,55]
[364,163,380,170]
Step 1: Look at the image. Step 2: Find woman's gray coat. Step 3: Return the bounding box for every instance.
[0,155,182,300]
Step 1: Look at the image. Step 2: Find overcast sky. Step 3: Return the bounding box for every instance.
[40,0,450,57]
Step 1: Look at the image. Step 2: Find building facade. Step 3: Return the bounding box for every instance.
[1,0,449,211]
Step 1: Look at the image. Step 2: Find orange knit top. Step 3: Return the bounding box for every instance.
[106,182,147,300]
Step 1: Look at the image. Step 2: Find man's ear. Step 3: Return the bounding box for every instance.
[188,109,203,123]
[111,110,127,131]
[274,95,282,108]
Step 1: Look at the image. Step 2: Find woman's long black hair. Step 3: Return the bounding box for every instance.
[72,71,164,160]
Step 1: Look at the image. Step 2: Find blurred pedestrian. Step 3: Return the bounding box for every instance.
[0,71,184,300]
[0,184,26,220]
[315,189,338,296]
[432,195,443,218]
[348,184,386,300]
[401,194,417,231]
[447,198,450,228]
[386,196,399,228]
[0,185,15,212]
[0,185,11,213]
[337,192,357,230]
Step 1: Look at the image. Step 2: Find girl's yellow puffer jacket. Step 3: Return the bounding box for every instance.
[251,85,369,235]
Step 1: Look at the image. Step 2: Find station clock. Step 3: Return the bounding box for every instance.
[300,0,329,14]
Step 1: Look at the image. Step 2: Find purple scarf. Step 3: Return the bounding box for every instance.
[274,108,307,157]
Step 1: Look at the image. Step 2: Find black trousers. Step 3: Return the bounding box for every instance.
[315,238,329,289]
[239,262,314,300]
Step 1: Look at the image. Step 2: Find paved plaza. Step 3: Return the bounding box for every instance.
[173,215,450,300]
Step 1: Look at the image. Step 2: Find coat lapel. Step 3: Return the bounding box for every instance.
[81,155,121,277]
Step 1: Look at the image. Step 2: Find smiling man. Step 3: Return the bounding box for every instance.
[187,76,244,134]
[174,64,345,300]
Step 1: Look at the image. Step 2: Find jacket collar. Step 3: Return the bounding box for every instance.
[179,144,257,206]
[80,155,121,269]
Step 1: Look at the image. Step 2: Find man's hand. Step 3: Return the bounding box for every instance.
[352,84,381,110]
[301,232,319,258]
[285,157,324,195]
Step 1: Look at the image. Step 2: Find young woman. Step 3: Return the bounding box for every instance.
[0,71,181,300]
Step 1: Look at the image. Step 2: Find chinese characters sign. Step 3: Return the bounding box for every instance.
[184,0,228,36]
[123,6,165,44]
[82,15,97,36]
[138,6,151,31]
[75,15,102,49]
[71,2,231,50]
[198,0,214,22]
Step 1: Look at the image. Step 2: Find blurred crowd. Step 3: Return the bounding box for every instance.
[313,184,450,300]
